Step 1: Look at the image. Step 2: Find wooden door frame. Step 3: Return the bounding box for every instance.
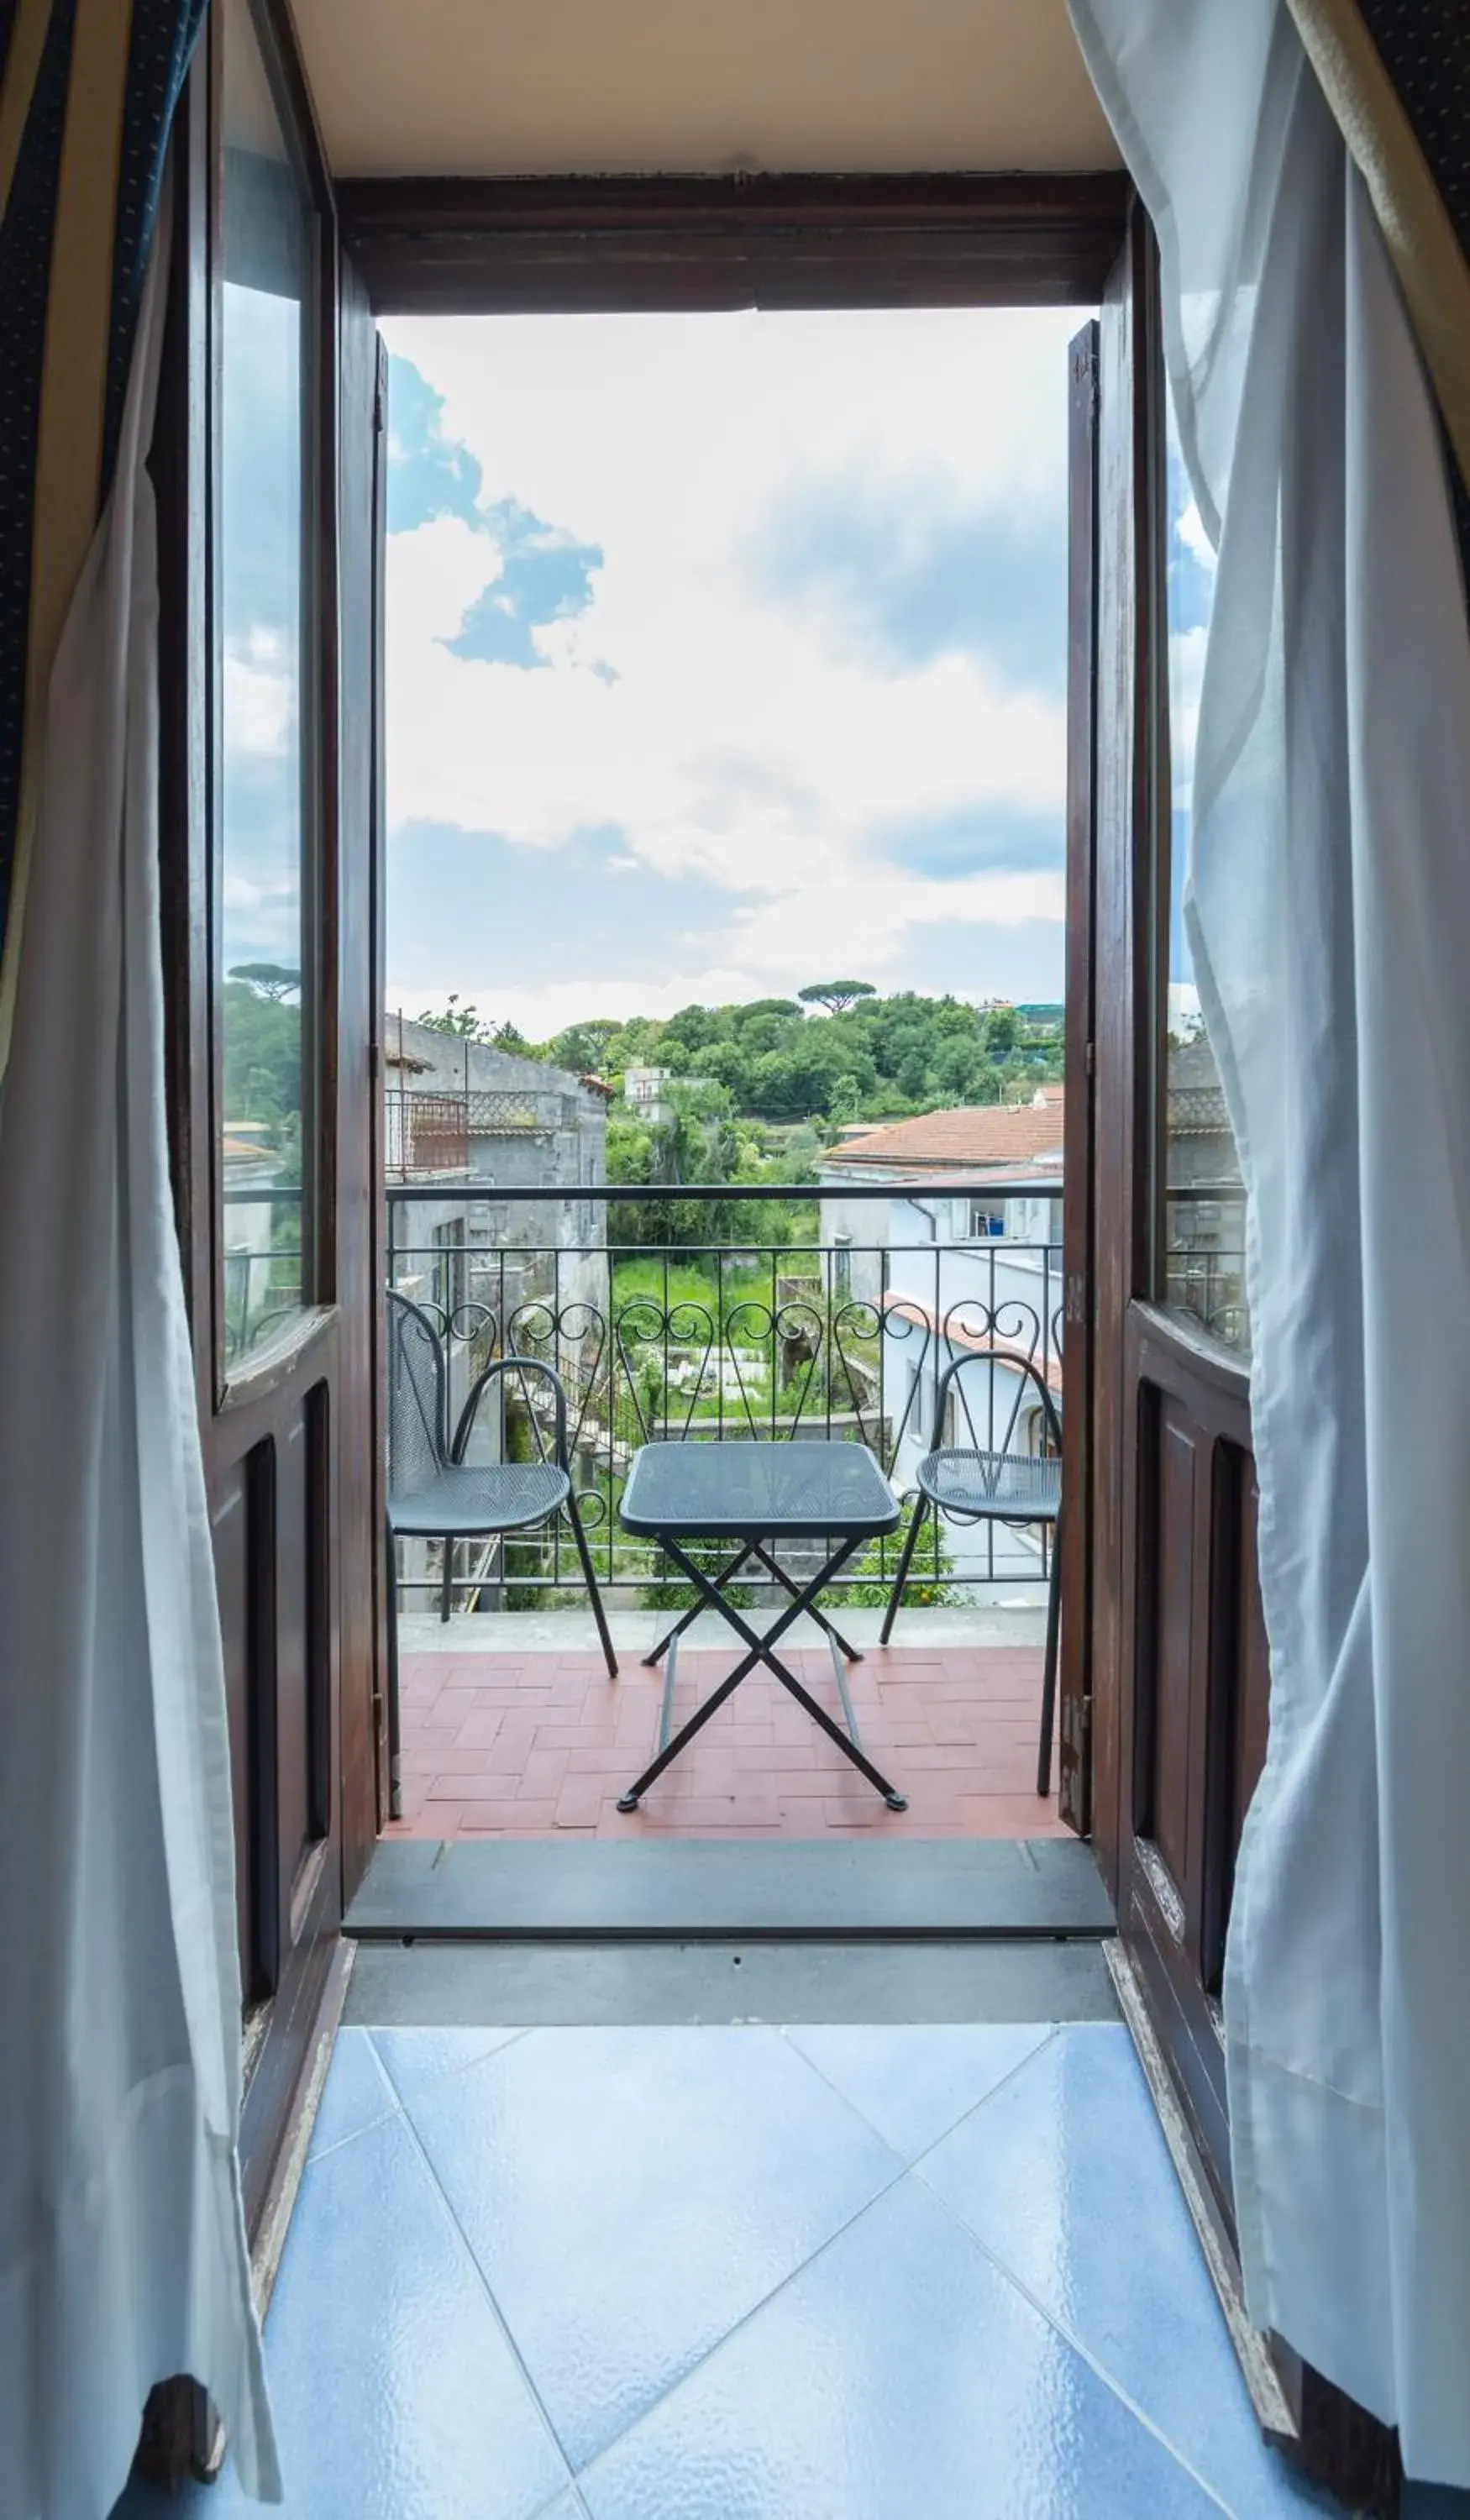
[155,0,379,2252]
[337,171,1131,315]
[343,167,1131,1852]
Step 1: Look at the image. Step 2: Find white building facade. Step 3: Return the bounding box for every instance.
[818,1091,1064,1591]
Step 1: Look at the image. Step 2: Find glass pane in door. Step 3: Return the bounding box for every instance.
[1162,384,1249,1356]
[217,0,315,1365]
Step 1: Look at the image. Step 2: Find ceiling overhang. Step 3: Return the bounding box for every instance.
[290,0,1118,183]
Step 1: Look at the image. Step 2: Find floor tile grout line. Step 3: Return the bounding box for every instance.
[777,2018,1062,2168]
[336,2021,1239,2516]
[365,2022,534,2111]
[908,2160,1242,2518]
[891,2019,1152,2184]
[387,2075,583,2493]
[303,2032,407,2168]
[570,2134,942,2489]
[305,2100,402,2169]
[397,2020,919,2488]
[570,2132,1233,2513]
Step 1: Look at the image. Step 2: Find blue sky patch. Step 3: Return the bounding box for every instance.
[387,354,487,535]
[443,497,604,669]
[868,801,1062,882]
[387,822,732,995]
[753,461,1067,694]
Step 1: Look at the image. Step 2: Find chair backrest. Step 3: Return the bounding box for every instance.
[386,1289,449,1501]
[930,1341,1063,1462]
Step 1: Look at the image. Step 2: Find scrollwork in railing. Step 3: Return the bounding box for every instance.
[773,1295,826,1436]
[829,1296,884,1454]
[612,1294,717,1446]
[386,1225,1068,1599]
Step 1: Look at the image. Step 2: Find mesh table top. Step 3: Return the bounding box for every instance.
[619,1439,901,1540]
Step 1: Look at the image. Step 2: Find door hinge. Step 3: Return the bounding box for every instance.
[1085,1040,1095,1079]
[368,1041,381,1081]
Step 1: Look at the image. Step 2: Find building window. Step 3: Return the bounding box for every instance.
[967,1200,1004,1241]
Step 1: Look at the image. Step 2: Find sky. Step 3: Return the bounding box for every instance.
[380,306,1086,1037]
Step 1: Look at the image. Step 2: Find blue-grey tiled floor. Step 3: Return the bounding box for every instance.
[114,2021,1352,2520]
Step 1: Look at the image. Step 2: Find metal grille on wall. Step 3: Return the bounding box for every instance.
[386,1088,554,1177]
[386,1092,467,1176]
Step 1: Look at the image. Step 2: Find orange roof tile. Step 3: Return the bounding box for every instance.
[831,1091,1064,1172]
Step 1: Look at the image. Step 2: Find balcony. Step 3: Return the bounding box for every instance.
[386,1181,1067,1845]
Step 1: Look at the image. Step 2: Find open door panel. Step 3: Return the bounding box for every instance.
[1086,206,1401,2514]
[156,0,383,2279]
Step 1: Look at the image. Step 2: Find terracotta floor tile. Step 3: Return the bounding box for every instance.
[553,1774,606,1829]
[393,1642,1051,1843]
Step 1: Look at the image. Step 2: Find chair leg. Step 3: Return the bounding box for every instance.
[440,1534,453,1623]
[565,1489,618,1680]
[1037,1512,1062,1798]
[879,1495,928,1646]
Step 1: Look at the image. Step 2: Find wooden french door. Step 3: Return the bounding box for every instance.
[1086,211,1400,2512]
[1086,204,1265,2203]
[157,0,382,2247]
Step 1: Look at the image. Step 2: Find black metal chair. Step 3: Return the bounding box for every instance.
[881,1346,1063,1796]
[384,1290,617,1808]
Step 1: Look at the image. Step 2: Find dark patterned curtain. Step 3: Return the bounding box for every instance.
[1287,0,1470,581]
[0,0,206,1050]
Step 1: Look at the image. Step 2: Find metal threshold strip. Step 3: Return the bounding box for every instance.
[344,1836,1116,1944]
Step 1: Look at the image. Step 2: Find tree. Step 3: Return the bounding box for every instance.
[229,963,300,1001]
[222,981,299,1127]
[980,1004,1020,1058]
[687,1039,751,1098]
[798,980,877,1016]
[549,1020,619,1074]
[748,1049,833,1120]
[895,1048,932,1103]
[416,993,494,1040]
[827,1074,864,1129]
[933,1037,985,1101]
[661,1004,719,1053]
[732,997,804,1026]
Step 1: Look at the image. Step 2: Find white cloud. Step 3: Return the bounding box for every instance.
[382,307,1078,1026]
[223,639,294,759]
[1168,624,1209,808]
[389,965,769,1042]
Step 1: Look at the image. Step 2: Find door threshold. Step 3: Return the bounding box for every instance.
[345,1835,1115,1943]
[345,1935,1121,2028]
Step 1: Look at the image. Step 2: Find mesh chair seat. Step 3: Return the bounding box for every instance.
[916,1446,1061,1524]
[388,1459,570,1540]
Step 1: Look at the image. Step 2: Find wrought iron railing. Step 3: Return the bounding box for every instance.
[1164,1185,1250,1353]
[386,1181,1064,1609]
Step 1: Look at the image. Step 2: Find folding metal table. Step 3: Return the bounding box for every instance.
[616,1438,907,1812]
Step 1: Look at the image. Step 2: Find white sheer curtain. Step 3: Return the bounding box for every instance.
[0,207,278,2517]
[1069,0,1470,2485]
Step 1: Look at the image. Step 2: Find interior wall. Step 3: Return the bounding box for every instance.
[290,0,1119,181]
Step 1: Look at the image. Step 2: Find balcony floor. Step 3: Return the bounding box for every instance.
[391,1610,1064,1842]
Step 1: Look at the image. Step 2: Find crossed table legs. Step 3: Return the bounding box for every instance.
[617,1531,908,1813]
